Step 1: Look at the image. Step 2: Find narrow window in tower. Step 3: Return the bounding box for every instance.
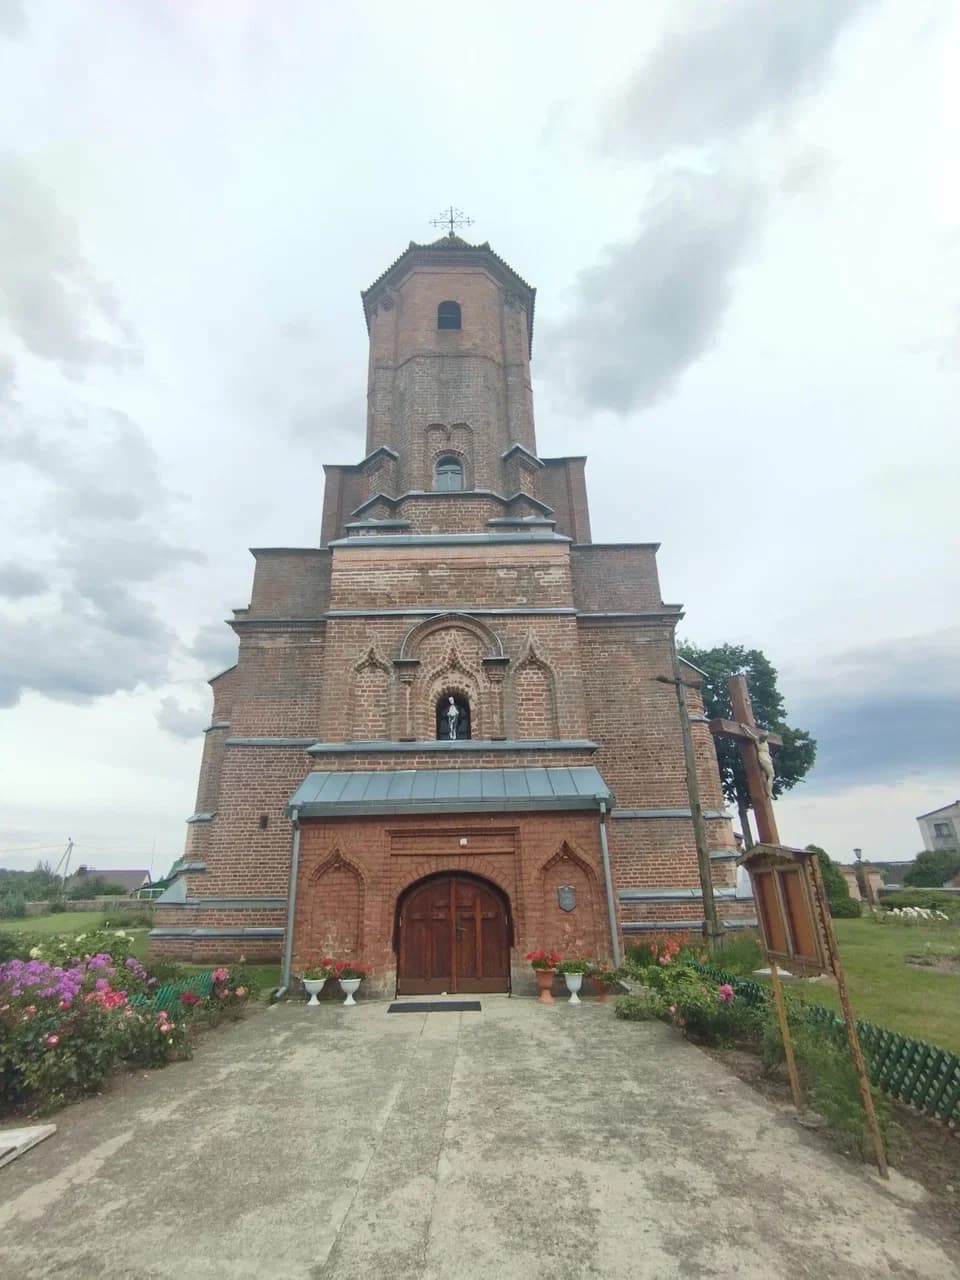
[437,300,461,330]
[435,456,464,491]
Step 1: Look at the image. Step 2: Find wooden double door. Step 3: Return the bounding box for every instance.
[396,873,511,995]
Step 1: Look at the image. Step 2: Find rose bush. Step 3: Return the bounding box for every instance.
[0,954,190,1113]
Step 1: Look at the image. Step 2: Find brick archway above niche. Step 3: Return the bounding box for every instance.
[397,611,505,662]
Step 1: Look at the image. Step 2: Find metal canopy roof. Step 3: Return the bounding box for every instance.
[287,767,612,818]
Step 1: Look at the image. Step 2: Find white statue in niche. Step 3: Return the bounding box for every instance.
[446,696,460,740]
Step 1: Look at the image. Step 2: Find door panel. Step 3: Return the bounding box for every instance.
[397,874,510,995]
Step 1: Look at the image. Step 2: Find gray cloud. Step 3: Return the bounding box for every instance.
[555,0,873,416]
[0,408,205,707]
[544,170,762,413]
[0,152,140,376]
[0,562,46,599]
[0,605,176,707]
[0,0,26,39]
[156,696,208,740]
[190,621,239,673]
[785,629,960,790]
[603,0,868,158]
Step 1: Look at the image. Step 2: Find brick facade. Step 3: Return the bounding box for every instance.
[152,233,752,981]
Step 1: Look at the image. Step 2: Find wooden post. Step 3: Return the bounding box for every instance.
[769,959,802,1109]
[662,646,724,952]
[810,857,889,1179]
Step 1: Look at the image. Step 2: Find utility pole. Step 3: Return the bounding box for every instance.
[52,837,74,894]
[655,643,725,953]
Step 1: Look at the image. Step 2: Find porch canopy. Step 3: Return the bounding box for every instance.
[287,766,612,819]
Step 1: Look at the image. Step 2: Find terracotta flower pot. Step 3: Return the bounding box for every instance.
[592,977,609,1003]
[535,968,556,1004]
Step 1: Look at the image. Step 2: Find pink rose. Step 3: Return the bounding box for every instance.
[235,986,247,998]
[47,1034,60,1046]
[159,1022,173,1034]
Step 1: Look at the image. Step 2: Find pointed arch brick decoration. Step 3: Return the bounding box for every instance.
[398,615,508,741]
[424,422,475,490]
[539,840,601,959]
[352,645,393,739]
[424,640,481,739]
[300,848,365,963]
[511,638,558,739]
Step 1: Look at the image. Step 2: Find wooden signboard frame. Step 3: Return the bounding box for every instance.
[740,843,828,977]
[738,842,888,1179]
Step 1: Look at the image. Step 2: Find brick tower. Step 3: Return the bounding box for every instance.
[152,232,751,993]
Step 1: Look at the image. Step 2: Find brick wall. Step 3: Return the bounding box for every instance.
[292,810,610,996]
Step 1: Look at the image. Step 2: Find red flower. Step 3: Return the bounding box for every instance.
[180,991,201,1007]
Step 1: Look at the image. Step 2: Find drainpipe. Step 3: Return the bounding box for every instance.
[598,800,621,966]
[277,805,302,997]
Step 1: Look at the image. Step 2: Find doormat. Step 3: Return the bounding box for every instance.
[387,1001,481,1013]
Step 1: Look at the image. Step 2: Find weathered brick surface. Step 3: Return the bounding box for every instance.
[293,811,610,997]
[158,238,749,971]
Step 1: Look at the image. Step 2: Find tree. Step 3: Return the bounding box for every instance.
[903,848,960,888]
[806,844,860,917]
[678,642,817,846]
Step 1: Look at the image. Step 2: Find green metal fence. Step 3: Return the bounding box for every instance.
[691,962,960,1126]
[131,971,214,1012]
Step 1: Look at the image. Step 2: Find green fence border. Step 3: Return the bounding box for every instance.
[691,963,960,1126]
[131,971,214,1012]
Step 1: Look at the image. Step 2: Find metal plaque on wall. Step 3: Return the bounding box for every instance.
[558,885,576,912]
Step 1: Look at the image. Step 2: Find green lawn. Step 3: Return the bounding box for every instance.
[0,911,123,935]
[799,918,960,1054]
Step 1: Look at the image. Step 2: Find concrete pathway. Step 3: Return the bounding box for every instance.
[0,996,956,1279]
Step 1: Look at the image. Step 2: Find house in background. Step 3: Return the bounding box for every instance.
[916,802,960,853]
[64,866,152,897]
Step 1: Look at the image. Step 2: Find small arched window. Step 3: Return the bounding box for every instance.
[437,693,471,740]
[437,300,461,330]
[435,456,464,491]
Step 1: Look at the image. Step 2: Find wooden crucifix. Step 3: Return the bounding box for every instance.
[709,675,783,846]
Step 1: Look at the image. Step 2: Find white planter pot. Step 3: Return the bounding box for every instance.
[339,977,362,1006]
[563,972,584,1004]
[302,978,327,1007]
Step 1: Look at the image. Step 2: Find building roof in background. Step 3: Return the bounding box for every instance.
[917,801,960,820]
[65,868,151,893]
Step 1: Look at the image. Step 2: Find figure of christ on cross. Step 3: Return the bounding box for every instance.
[709,675,784,846]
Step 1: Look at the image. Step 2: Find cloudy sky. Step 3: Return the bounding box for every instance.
[1,0,957,876]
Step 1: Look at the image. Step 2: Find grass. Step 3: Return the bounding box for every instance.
[0,911,122,935]
[796,918,960,1054]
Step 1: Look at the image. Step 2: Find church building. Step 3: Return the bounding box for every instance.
[151,231,753,994]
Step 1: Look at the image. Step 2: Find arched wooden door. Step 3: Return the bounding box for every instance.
[396,874,511,995]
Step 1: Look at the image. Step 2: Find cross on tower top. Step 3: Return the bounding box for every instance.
[430,206,474,237]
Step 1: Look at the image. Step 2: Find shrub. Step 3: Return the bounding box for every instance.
[879,890,960,917]
[712,934,764,975]
[762,999,888,1157]
[0,892,27,920]
[631,963,762,1045]
[47,900,69,914]
[145,960,191,984]
[0,953,189,1114]
[625,932,694,970]
[806,845,858,917]
[101,911,153,929]
[0,933,24,964]
[615,992,660,1021]
[903,848,960,888]
[830,897,862,919]
[29,928,136,966]
[557,958,591,974]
